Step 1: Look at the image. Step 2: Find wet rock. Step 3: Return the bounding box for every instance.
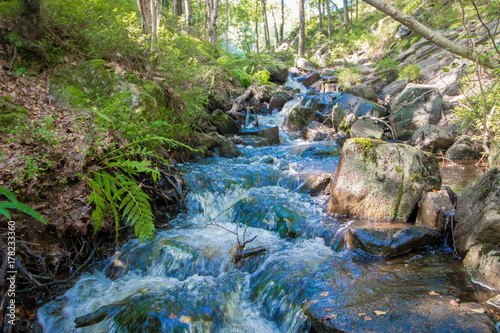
[283,95,333,131]
[408,124,455,153]
[250,239,495,333]
[350,118,384,139]
[267,62,289,84]
[300,145,341,158]
[300,121,335,141]
[328,139,441,222]
[268,90,294,112]
[321,75,338,83]
[309,80,323,92]
[455,167,500,253]
[295,57,318,72]
[0,96,28,132]
[445,136,483,160]
[260,155,275,164]
[232,194,301,238]
[464,244,500,291]
[215,135,242,157]
[344,83,378,102]
[389,84,443,140]
[320,69,337,77]
[298,173,333,195]
[380,79,408,100]
[334,94,387,118]
[296,72,320,87]
[416,192,454,233]
[240,126,280,146]
[239,135,271,147]
[77,270,244,331]
[194,131,218,149]
[209,109,240,135]
[346,222,441,258]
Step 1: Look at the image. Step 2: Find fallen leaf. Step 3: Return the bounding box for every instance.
[364,316,372,321]
[450,299,460,307]
[358,313,366,316]
[169,313,177,319]
[180,316,192,323]
[319,291,329,297]
[374,310,387,316]
[429,291,440,296]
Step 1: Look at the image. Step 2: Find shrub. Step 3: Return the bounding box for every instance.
[398,64,421,82]
[376,57,400,80]
[338,67,362,89]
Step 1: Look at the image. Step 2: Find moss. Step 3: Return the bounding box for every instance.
[410,173,422,182]
[353,138,381,164]
[0,97,28,132]
[395,166,403,173]
[480,243,500,256]
[390,178,405,220]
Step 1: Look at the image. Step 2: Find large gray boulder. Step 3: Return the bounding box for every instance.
[445,136,483,160]
[268,90,294,112]
[408,124,455,153]
[334,94,387,118]
[416,191,454,233]
[350,118,384,139]
[300,121,335,141]
[464,244,500,291]
[389,84,443,140]
[380,79,409,100]
[296,72,320,87]
[239,126,280,145]
[455,167,500,253]
[344,83,378,102]
[283,95,333,131]
[328,139,441,222]
[294,57,318,72]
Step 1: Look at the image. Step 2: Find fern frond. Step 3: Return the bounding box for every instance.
[0,202,46,224]
[0,207,11,220]
[0,186,18,202]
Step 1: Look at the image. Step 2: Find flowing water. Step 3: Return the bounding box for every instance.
[38,79,495,332]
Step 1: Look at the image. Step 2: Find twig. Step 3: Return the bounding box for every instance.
[16,256,41,287]
[470,0,500,56]
[205,206,237,235]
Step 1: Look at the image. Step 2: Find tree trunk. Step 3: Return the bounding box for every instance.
[254,0,259,52]
[327,0,331,41]
[318,0,322,33]
[137,0,153,34]
[151,0,158,47]
[226,0,229,51]
[355,0,358,23]
[173,0,183,18]
[261,0,271,48]
[271,7,280,45]
[280,0,284,42]
[206,0,219,44]
[198,0,201,25]
[349,0,353,30]
[362,0,499,69]
[18,0,43,41]
[343,0,349,32]
[298,0,305,56]
[185,0,193,26]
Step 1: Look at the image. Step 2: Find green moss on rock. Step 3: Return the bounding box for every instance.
[0,96,28,132]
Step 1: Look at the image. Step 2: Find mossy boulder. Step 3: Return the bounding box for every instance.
[464,244,500,291]
[408,124,455,153]
[0,96,28,132]
[209,109,240,135]
[328,139,441,222]
[455,167,500,253]
[334,94,387,118]
[49,59,179,122]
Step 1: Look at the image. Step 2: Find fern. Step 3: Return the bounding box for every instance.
[87,169,155,242]
[0,186,46,224]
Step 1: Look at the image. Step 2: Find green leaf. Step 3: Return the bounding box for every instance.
[0,207,12,220]
[0,202,46,224]
[0,186,18,202]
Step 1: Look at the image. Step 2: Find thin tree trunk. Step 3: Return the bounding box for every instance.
[280,0,284,41]
[349,0,353,30]
[318,0,322,33]
[271,7,280,45]
[151,0,158,47]
[362,0,499,69]
[206,0,219,44]
[18,0,43,41]
[254,0,259,52]
[327,0,331,41]
[343,0,349,32]
[226,0,229,51]
[137,0,153,34]
[355,0,358,23]
[261,0,271,48]
[185,0,193,26]
[197,0,201,25]
[298,0,305,55]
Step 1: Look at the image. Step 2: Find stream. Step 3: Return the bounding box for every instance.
[38,79,496,332]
